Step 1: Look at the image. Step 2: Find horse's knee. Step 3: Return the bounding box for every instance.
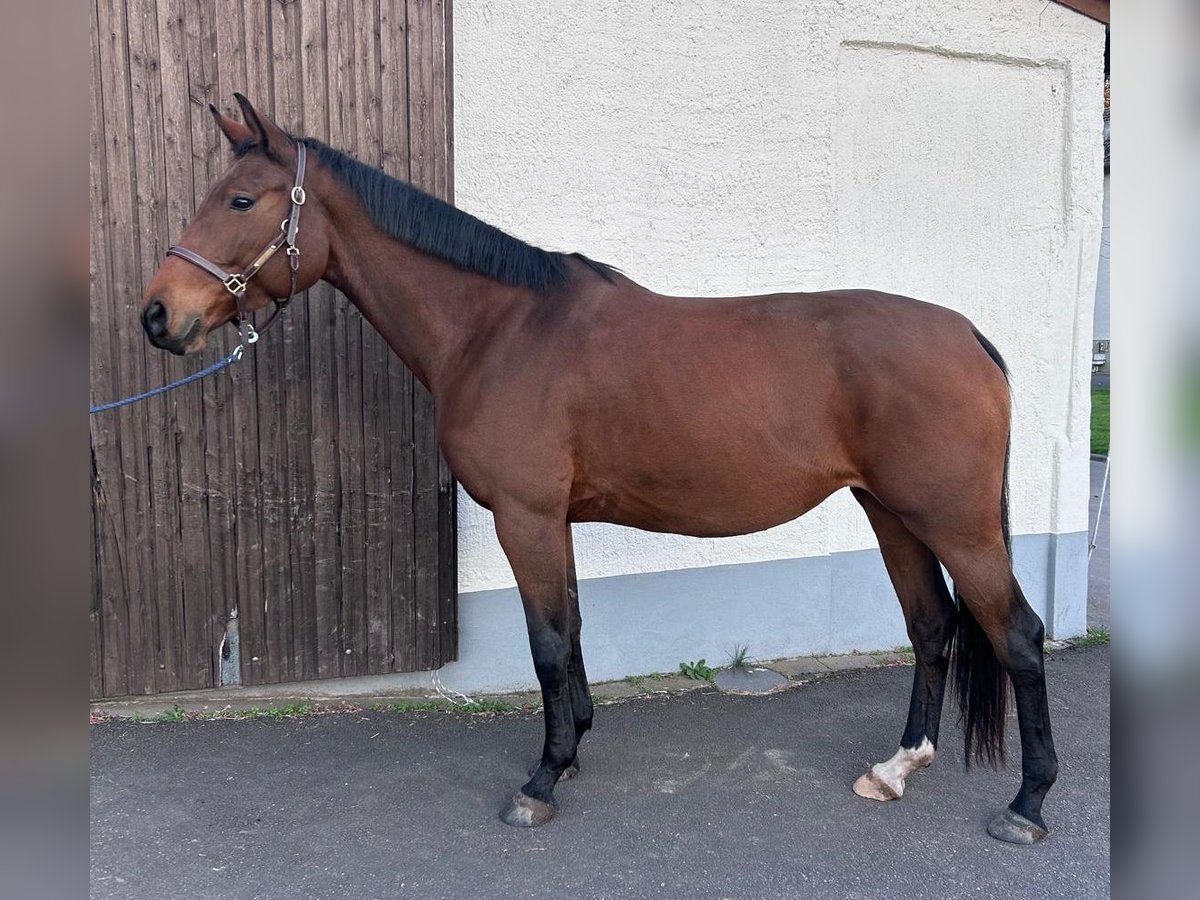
[529,628,570,683]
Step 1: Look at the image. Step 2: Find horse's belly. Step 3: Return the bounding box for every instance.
[569,456,845,538]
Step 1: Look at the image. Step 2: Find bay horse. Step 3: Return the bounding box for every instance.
[141,95,1058,844]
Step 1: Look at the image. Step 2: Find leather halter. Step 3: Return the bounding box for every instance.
[166,142,308,347]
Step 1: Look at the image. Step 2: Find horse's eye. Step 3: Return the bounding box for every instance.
[230,195,255,211]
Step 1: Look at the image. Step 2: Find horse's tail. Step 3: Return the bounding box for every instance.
[952,328,1012,768]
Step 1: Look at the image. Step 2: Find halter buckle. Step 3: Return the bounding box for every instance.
[223,274,248,296]
[286,245,300,257]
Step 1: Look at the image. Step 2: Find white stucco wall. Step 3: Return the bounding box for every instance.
[1093,175,1111,343]
[453,0,1105,595]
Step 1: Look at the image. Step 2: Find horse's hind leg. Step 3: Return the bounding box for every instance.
[930,538,1059,844]
[851,488,956,801]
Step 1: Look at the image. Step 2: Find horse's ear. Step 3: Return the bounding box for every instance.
[233,93,296,163]
[209,104,253,149]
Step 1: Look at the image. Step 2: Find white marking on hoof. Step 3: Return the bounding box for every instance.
[852,738,935,802]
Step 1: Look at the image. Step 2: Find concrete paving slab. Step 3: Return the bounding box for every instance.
[816,653,881,671]
[764,656,831,678]
[590,680,644,701]
[713,666,790,694]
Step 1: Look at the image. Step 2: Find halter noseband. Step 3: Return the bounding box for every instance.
[166,141,308,348]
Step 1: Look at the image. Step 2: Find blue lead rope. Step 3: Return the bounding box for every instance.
[89,345,244,414]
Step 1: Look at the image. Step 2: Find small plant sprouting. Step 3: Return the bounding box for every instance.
[729,645,752,670]
[679,659,716,681]
[158,704,186,723]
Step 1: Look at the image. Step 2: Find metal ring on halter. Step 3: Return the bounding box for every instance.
[291,186,306,205]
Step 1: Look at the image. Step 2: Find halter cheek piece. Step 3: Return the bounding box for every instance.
[166,142,308,348]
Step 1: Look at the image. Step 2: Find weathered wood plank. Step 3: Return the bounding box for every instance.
[270,0,319,684]
[187,0,240,687]
[380,0,417,673]
[213,0,270,689]
[244,0,290,686]
[96,0,160,695]
[433,0,458,661]
[126,0,187,694]
[91,0,131,697]
[346,0,397,676]
[327,1,369,677]
[157,0,214,690]
[300,0,346,681]
[407,0,450,667]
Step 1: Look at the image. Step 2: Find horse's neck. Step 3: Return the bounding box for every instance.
[324,228,516,395]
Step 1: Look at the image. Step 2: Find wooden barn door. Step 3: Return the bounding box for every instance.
[90,0,457,698]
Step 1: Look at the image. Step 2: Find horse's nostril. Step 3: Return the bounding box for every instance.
[142,298,169,338]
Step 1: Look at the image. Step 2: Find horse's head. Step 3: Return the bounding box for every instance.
[141,95,329,354]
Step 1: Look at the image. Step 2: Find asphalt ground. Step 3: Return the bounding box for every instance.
[91,645,1109,900]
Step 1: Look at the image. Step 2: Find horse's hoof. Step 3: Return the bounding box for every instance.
[499,792,557,828]
[528,759,580,781]
[987,808,1049,845]
[852,769,901,802]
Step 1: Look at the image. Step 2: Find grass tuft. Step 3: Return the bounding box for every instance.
[1074,628,1110,648]
[729,645,753,670]
[1091,387,1109,456]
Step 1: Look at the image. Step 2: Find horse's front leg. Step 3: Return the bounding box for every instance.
[494,505,577,827]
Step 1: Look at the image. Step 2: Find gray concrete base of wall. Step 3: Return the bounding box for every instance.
[421,530,1087,694]
[98,531,1087,702]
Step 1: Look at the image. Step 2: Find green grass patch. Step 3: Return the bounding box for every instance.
[157,704,185,723]
[1091,387,1109,456]
[378,699,527,715]
[1073,628,1110,648]
[623,671,671,690]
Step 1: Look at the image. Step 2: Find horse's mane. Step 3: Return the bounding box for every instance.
[237,137,616,294]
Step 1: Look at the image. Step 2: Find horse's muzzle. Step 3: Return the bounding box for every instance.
[142,298,199,354]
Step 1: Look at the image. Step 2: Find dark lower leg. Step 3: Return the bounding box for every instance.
[899,607,954,751]
[1002,591,1059,829]
[521,528,591,785]
[566,549,593,744]
[522,623,578,804]
[939,544,1058,843]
